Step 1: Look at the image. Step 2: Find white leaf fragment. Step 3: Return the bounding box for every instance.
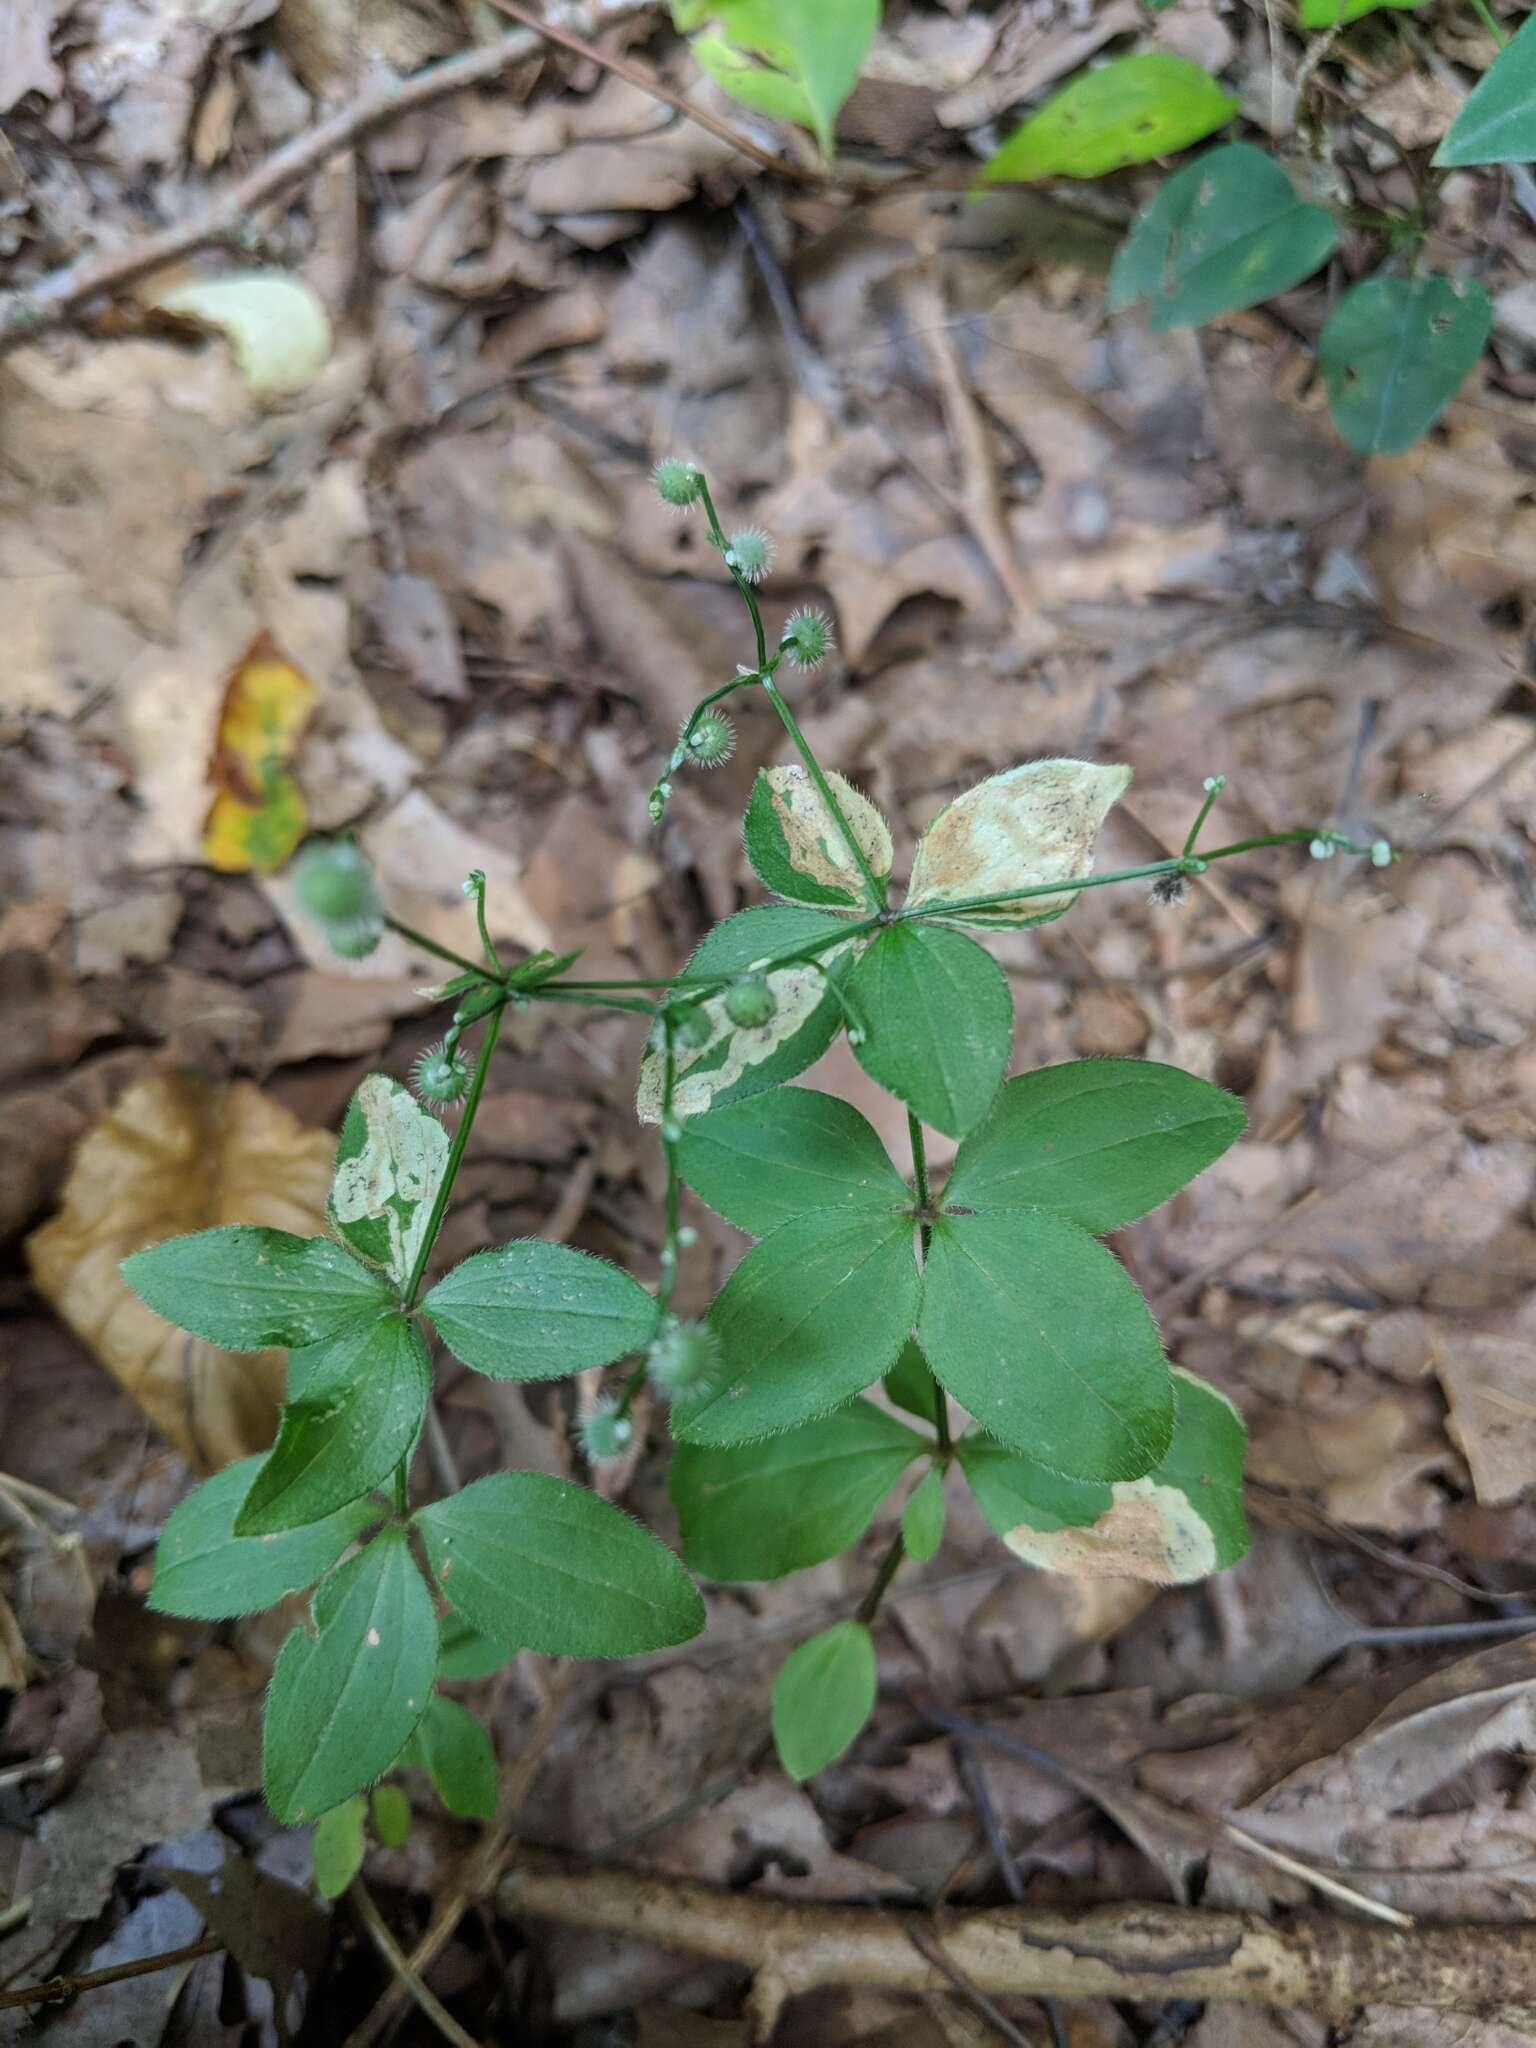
[906,757,1132,927]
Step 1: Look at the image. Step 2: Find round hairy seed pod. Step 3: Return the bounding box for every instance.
[725,527,774,585]
[581,1397,634,1463]
[652,457,702,510]
[293,838,377,923]
[670,1002,713,1049]
[646,1318,722,1406]
[326,915,384,959]
[412,1040,471,1105]
[683,710,736,769]
[724,973,776,1028]
[781,607,833,669]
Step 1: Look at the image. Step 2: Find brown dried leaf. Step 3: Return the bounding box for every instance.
[25,1073,336,1470]
[1437,1334,1536,1507]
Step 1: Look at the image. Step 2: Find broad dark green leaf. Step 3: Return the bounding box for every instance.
[901,1467,946,1562]
[264,1527,438,1824]
[884,1338,941,1426]
[637,904,857,1124]
[1435,10,1536,165]
[676,0,879,158]
[676,1088,909,1239]
[1320,272,1491,456]
[1109,144,1336,331]
[772,1620,877,1781]
[675,1211,922,1446]
[942,1059,1245,1232]
[437,1613,517,1681]
[327,1073,449,1292]
[424,1241,659,1381]
[406,1696,498,1820]
[235,1312,431,1536]
[918,1210,1174,1482]
[670,1398,927,1580]
[981,53,1237,185]
[957,1368,1248,1582]
[847,923,1013,1140]
[312,1796,367,1899]
[150,1456,376,1619]
[415,1472,705,1658]
[744,765,893,910]
[120,1227,392,1351]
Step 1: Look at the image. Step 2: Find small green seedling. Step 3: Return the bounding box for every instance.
[122,465,1396,1840]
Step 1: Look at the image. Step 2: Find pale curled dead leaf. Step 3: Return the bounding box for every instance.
[905,758,1132,926]
[25,1073,336,1470]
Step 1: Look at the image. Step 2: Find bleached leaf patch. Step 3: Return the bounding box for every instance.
[905,757,1132,927]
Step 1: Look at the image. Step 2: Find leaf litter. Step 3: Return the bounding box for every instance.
[2,0,1536,2038]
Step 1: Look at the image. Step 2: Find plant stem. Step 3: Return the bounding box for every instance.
[856,1528,907,1626]
[1466,0,1507,44]
[760,677,887,911]
[403,1002,505,1310]
[466,873,503,974]
[532,988,659,1016]
[696,475,768,670]
[618,1027,681,1423]
[1182,779,1226,858]
[382,917,495,983]
[905,1110,951,1458]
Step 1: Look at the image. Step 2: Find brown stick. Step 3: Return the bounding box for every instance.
[499,1852,1536,2028]
[0,1935,222,2013]
[0,0,649,353]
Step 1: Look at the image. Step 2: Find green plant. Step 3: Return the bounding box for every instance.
[121,462,1396,1832]
[670,0,879,160]
[980,9,1534,456]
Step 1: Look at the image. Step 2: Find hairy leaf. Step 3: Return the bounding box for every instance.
[415,1472,705,1658]
[120,1227,391,1352]
[884,1339,941,1426]
[901,1466,946,1562]
[424,1241,659,1380]
[981,54,1237,185]
[919,1211,1174,1482]
[670,1398,927,1579]
[676,1088,909,1239]
[327,1074,450,1293]
[264,1527,438,1824]
[847,924,1013,1140]
[406,1695,498,1820]
[312,1797,367,1899]
[772,1620,877,1780]
[941,1058,1245,1232]
[1320,273,1490,456]
[905,759,1131,928]
[150,1456,376,1620]
[1109,144,1336,331]
[675,1211,922,1446]
[744,765,893,910]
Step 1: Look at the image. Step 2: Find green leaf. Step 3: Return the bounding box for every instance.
[677,0,879,158]
[901,1466,946,1562]
[264,1527,439,1824]
[884,1339,940,1426]
[636,905,858,1125]
[370,1783,411,1848]
[772,1620,877,1781]
[958,1368,1248,1583]
[905,759,1132,929]
[677,1088,909,1239]
[327,1074,450,1292]
[743,766,893,910]
[918,1210,1173,1482]
[120,1227,392,1351]
[407,1695,498,1820]
[674,1211,922,1446]
[235,1312,431,1536]
[414,1472,705,1658]
[1109,144,1336,332]
[1299,0,1427,21]
[847,924,1013,1140]
[1436,10,1536,165]
[981,53,1238,185]
[942,1058,1245,1232]
[437,1613,517,1681]
[312,1796,366,1899]
[423,1241,659,1381]
[1320,272,1491,457]
[670,1398,927,1580]
[149,1456,376,1619]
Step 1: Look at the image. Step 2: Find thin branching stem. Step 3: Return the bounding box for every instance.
[403,1002,505,1310]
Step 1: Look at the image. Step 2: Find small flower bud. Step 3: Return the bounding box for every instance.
[647,1318,722,1406]
[683,710,736,769]
[293,839,377,924]
[1371,838,1394,868]
[412,1040,471,1106]
[652,458,702,510]
[1202,775,1226,795]
[1309,837,1337,861]
[580,1397,633,1463]
[781,608,833,669]
[726,528,774,585]
[724,973,776,1028]
[648,781,671,823]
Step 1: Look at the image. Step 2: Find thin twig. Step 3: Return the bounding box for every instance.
[0,0,650,352]
[352,1881,484,2048]
[0,1936,222,2014]
[905,1921,1040,2048]
[1213,1817,1414,1931]
[479,0,819,182]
